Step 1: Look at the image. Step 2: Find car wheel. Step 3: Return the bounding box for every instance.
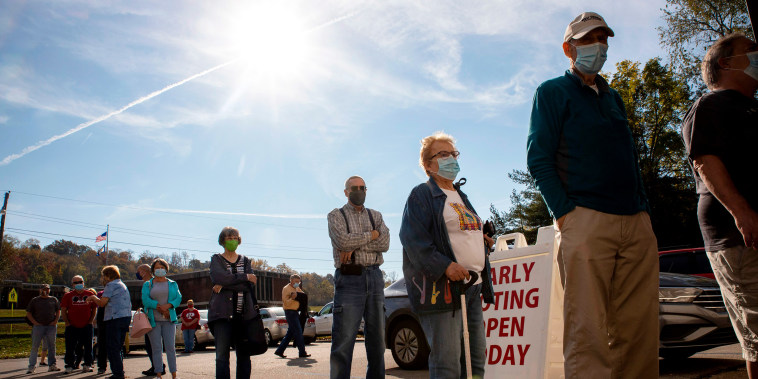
[265,330,275,347]
[390,319,429,370]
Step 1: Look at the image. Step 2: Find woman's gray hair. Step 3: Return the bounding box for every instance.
[702,33,747,90]
[218,226,241,246]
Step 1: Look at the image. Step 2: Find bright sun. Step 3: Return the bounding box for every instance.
[228,4,310,77]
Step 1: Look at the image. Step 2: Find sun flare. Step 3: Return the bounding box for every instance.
[228,4,310,76]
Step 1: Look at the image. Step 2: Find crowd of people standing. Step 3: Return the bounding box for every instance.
[19,9,758,379]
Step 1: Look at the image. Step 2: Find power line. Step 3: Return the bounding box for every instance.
[6,208,403,253]
[5,227,401,263]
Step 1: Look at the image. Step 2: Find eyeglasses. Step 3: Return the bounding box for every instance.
[429,150,460,159]
[72,281,83,284]
[349,185,367,192]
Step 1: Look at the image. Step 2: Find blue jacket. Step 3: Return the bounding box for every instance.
[141,278,182,327]
[399,179,494,314]
[527,70,649,219]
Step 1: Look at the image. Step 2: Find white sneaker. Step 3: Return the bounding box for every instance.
[26,367,35,374]
[82,365,93,373]
[48,365,61,372]
[65,366,73,373]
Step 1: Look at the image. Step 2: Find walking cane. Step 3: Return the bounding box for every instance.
[461,270,479,379]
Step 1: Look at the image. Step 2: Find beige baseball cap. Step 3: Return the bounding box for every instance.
[563,12,614,42]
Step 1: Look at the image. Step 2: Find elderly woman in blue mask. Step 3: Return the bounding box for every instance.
[399,132,496,378]
[142,258,182,379]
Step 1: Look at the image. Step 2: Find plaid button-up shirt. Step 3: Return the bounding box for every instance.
[327,203,390,269]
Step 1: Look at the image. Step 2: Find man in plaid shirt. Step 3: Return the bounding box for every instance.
[327,175,390,379]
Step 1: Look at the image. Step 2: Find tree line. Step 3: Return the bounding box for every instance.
[491,0,753,247]
[0,236,398,307]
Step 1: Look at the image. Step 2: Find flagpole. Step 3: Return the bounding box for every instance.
[105,224,109,266]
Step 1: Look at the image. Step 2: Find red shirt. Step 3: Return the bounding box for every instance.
[61,290,96,328]
[180,308,200,330]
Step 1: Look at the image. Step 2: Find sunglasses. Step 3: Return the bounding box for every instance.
[72,281,84,284]
[349,185,367,192]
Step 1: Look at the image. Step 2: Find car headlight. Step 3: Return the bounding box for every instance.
[658,287,703,303]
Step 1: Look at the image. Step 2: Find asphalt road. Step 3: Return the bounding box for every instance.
[0,341,748,378]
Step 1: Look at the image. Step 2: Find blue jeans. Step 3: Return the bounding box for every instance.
[65,324,93,368]
[182,329,195,352]
[105,316,130,378]
[28,325,57,369]
[419,283,485,379]
[210,317,252,379]
[330,267,385,379]
[148,321,177,373]
[275,310,306,356]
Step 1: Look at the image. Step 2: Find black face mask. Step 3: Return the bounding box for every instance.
[349,191,366,206]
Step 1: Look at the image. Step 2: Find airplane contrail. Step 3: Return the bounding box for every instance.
[0,60,235,166]
[1,10,360,167]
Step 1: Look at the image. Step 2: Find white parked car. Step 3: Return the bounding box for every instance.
[261,307,316,346]
[312,302,364,337]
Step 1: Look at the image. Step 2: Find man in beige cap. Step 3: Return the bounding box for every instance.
[527,11,659,378]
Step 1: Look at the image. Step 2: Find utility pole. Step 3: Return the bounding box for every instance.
[0,191,9,256]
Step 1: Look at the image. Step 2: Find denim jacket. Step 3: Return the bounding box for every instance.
[400,179,495,314]
[141,278,182,327]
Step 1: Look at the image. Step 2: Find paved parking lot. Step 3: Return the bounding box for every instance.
[0,341,748,378]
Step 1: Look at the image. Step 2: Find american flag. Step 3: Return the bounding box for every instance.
[96,231,107,242]
[96,245,105,256]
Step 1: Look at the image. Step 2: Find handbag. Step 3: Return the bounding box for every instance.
[130,309,152,339]
[240,313,268,356]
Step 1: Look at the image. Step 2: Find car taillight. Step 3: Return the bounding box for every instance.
[275,319,288,325]
[307,317,315,325]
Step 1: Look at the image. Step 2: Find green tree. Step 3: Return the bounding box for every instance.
[658,0,752,91]
[610,58,703,248]
[44,239,89,257]
[29,265,53,284]
[489,169,551,244]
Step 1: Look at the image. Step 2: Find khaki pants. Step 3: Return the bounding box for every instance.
[708,246,758,362]
[557,206,659,379]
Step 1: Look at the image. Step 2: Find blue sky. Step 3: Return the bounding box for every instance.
[1,0,668,277]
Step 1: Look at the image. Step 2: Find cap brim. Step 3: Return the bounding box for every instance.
[571,26,615,41]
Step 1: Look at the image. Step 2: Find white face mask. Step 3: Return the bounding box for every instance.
[724,51,758,82]
[573,42,608,75]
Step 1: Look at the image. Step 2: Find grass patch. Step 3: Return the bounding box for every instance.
[0,323,64,337]
[0,309,26,318]
[0,336,66,359]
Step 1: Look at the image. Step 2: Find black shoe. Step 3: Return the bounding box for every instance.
[142,368,156,376]
[40,362,48,366]
[274,352,286,358]
[298,353,311,358]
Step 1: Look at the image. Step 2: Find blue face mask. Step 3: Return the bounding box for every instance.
[293,282,300,288]
[435,156,460,181]
[154,269,167,278]
[573,42,608,75]
[74,284,84,291]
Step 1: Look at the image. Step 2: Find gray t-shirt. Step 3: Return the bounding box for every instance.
[150,281,169,322]
[26,296,60,325]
